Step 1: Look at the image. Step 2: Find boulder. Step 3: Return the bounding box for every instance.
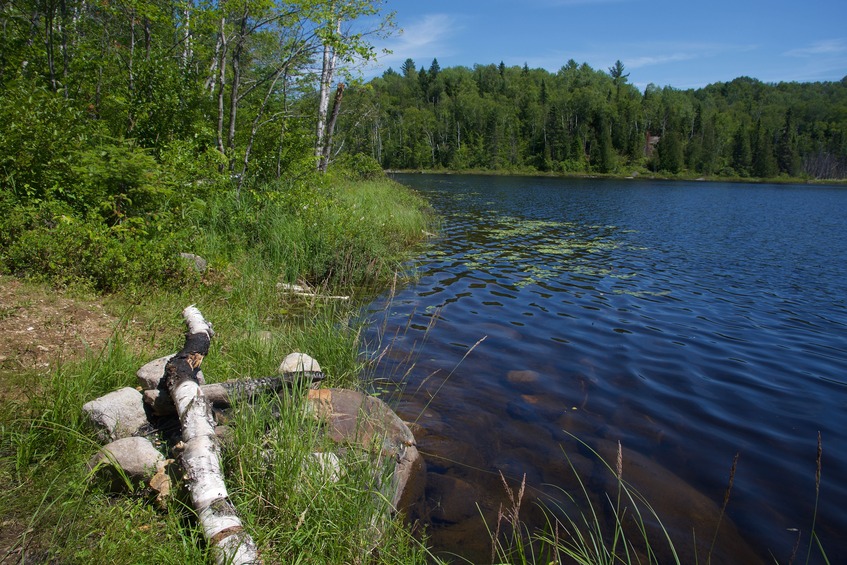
[136,354,174,390]
[279,352,321,375]
[87,436,166,491]
[82,387,148,441]
[306,388,425,513]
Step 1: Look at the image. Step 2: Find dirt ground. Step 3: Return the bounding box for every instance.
[0,276,125,562]
[0,276,119,379]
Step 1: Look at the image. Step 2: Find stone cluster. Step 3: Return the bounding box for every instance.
[81,350,424,514]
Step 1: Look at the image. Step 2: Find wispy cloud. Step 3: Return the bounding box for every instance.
[784,39,847,57]
[626,52,698,69]
[376,14,463,67]
[515,41,751,73]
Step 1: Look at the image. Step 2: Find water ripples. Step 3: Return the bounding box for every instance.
[363,175,847,563]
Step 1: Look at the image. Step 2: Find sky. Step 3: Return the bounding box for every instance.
[363,0,847,90]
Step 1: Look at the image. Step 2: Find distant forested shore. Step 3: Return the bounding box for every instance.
[337,59,847,181]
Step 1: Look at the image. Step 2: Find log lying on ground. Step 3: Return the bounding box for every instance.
[145,373,325,416]
[164,306,260,565]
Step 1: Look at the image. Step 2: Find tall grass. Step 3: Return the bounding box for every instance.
[191,177,432,291]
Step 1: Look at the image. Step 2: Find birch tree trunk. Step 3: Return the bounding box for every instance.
[164,306,261,565]
[315,19,340,169]
[318,82,344,173]
[215,16,228,156]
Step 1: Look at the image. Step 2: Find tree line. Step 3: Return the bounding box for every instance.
[337,58,847,179]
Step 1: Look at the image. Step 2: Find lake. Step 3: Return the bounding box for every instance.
[361,174,847,564]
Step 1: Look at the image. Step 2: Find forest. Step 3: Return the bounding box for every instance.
[337,58,847,179]
[0,0,400,291]
[0,0,390,213]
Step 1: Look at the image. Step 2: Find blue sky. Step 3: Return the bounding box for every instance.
[365,0,847,90]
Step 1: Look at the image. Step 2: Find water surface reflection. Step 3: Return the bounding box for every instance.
[363,175,847,564]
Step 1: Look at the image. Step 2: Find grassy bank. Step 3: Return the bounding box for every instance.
[0,177,437,563]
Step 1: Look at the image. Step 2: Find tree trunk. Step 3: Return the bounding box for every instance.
[318,82,344,173]
[215,16,227,157]
[44,4,57,92]
[182,0,193,67]
[145,372,325,416]
[164,306,261,565]
[226,9,249,166]
[315,19,340,170]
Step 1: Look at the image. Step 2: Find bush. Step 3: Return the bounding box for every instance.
[73,139,173,223]
[0,202,194,292]
[335,153,386,180]
[0,81,94,203]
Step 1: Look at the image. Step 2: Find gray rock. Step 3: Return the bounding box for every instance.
[136,354,175,390]
[179,253,208,273]
[305,452,343,483]
[82,387,148,441]
[88,436,165,490]
[279,352,321,374]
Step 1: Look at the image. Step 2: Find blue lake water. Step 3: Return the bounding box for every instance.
[362,174,847,564]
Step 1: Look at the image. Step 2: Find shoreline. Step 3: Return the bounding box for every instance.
[386,168,847,186]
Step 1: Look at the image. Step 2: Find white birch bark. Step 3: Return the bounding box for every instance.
[315,19,340,168]
[166,306,261,565]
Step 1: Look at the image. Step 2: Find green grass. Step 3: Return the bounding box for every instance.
[0,177,438,563]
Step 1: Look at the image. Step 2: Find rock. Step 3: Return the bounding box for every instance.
[279,352,321,375]
[426,473,483,524]
[82,387,148,441]
[305,452,343,483]
[592,440,765,564]
[87,437,166,491]
[305,388,425,513]
[136,355,204,389]
[256,330,274,343]
[506,369,540,385]
[136,354,175,390]
[179,253,208,273]
[215,424,234,446]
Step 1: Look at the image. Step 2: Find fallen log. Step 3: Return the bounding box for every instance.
[164,306,260,565]
[145,373,325,416]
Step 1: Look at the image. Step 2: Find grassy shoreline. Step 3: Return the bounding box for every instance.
[0,177,439,563]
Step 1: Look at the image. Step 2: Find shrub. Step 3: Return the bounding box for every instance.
[335,153,386,180]
[1,202,194,292]
[0,81,94,204]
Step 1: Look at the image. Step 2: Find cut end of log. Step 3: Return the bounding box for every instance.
[183,305,214,337]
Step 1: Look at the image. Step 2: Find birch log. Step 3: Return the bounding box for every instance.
[145,372,325,417]
[164,306,260,565]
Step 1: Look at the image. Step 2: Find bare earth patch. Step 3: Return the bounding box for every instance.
[0,276,122,560]
[0,276,118,378]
